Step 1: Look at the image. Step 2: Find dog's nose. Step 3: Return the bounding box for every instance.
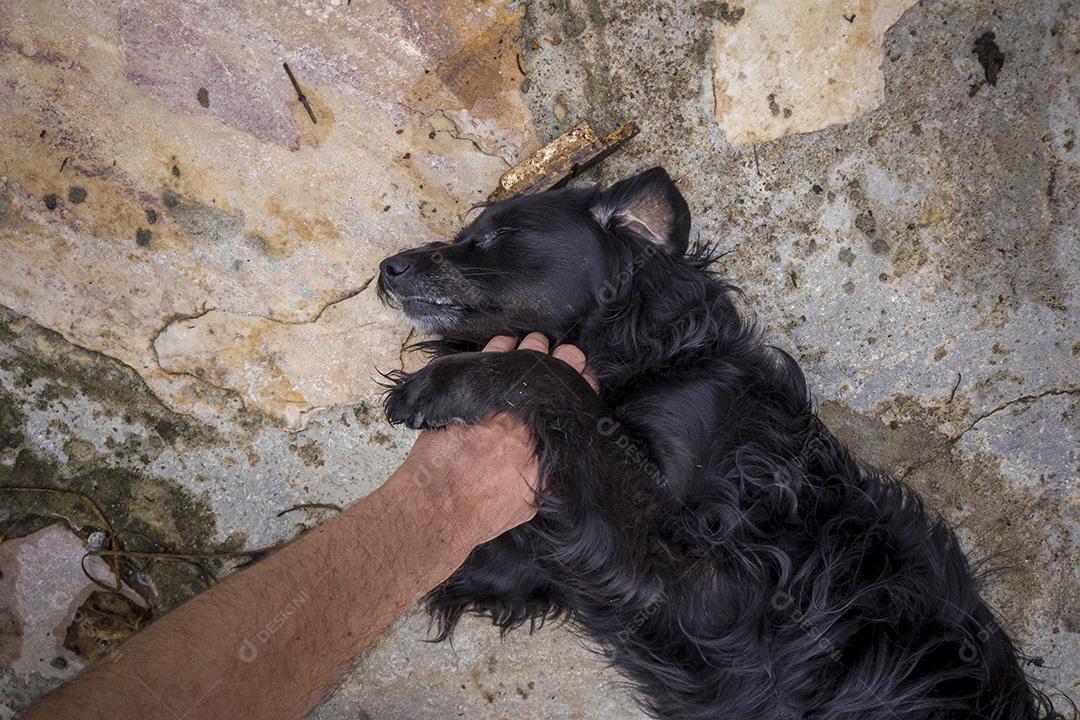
[379,255,412,278]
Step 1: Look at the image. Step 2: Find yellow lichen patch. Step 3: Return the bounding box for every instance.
[403,1,532,162]
[256,196,342,258]
[434,5,524,114]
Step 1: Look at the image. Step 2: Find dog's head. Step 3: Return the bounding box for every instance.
[377,167,691,339]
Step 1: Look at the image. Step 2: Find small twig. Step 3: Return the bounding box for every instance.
[277,503,343,518]
[515,52,525,76]
[82,555,121,592]
[4,485,293,593]
[283,62,317,124]
[947,371,962,404]
[2,486,122,590]
[59,157,69,173]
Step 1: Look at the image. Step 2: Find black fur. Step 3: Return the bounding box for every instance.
[377,168,1066,719]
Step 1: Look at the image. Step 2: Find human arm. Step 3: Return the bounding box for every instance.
[23,334,594,720]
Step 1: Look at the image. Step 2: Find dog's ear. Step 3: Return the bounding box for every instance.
[591,167,691,255]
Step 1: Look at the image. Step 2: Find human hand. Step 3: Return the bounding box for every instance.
[397,333,597,546]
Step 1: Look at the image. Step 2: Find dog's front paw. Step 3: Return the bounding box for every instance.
[382,358,476,430]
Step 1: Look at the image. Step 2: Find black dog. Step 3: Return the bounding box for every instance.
[377,168,1063,719]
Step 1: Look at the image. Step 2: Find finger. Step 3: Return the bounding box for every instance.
[552,344,601,394]
[551,343,586,373]
[580,365,600,394]
[482,335,517,353]
[517,332,550,354]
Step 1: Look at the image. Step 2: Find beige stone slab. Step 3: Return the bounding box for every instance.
[712,0,919,146]
[152,279,407,429]
[0,0,534,429]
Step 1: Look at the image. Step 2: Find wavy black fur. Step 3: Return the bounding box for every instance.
[377,167,1067,719]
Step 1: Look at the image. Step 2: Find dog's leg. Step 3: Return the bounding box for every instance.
[384,350,669,636]
[384,350,600,637]
[425,531,566,638]
[384,350,599,431]
[384,349,678,511]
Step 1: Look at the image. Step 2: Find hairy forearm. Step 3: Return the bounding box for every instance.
[25,460,481,720]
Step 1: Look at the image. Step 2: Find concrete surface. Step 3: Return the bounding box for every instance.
[1,0,1077,718]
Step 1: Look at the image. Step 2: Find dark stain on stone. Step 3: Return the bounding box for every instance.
[67,186,87,204]
[554,0,588,38]
[767,93,781,117]
[562,0,616,117]
[846,179,865,204]
[293,440,325,468]
[0,306,222,448]
[2,447,219,612]
[838,247,856,267]
[145,208,158,224]
[854,209,876,236]
[43,194,58,211]
[870,237,890,255]
[889,230,929,277]
[154,419,181,444]
[369,430,396,449]
[0,307,233,612]
[135,228,152,246]
[245,232,272,256]
[974,31,1005,85]
[196,87,210,108]
[694,1,744,24]
[0,392,26,452]
[161,189,244,245]
[352,401,375,428]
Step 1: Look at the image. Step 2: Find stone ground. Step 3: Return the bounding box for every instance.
[1,0,1077,718]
